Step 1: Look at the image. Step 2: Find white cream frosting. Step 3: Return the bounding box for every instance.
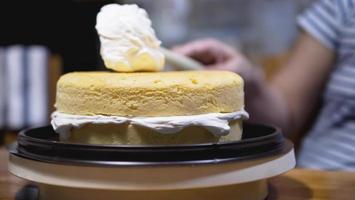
[51,110,249,139]
[95,4,165,72]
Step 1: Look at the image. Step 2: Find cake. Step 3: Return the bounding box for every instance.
[52,71,248,145]
[50,4,248,145]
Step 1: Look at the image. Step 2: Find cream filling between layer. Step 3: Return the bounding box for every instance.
[51,110,249,139]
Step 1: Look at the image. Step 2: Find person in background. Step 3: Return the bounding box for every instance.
[174,0,355,171]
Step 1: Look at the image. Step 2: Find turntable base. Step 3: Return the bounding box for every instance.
[8,123,295,200]
[38,181,267,200]
[9,149,294,200]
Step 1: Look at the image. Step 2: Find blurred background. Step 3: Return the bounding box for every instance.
[0,0,315,144]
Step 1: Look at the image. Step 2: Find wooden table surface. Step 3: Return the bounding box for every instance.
[1,147,355,200]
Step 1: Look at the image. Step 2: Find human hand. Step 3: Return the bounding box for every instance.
[172,38,264,86]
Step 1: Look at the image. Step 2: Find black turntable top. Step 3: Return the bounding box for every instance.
[9,123,292,166]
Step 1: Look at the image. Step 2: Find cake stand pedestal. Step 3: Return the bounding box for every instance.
[8,123,295,200]
[9,148,294,200]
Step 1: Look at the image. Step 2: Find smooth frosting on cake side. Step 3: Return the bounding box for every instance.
[55,71,244,117]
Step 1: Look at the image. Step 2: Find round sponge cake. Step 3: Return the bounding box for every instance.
[54,71,245,145]
[56,71,244,117]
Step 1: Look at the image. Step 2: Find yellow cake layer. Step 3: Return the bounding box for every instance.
[63,120,242,145]
[55,71,244,117]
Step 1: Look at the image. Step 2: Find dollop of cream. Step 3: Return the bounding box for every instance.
[95,4,165,72]
[51,110,249,139]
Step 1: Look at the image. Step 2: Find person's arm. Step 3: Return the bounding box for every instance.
[173,32,335,134]
[245,32,335,133]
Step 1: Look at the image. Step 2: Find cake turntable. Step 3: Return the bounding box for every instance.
[8,123,295,200]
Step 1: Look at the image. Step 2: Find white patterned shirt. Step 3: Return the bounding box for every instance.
[297,0,355,171]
